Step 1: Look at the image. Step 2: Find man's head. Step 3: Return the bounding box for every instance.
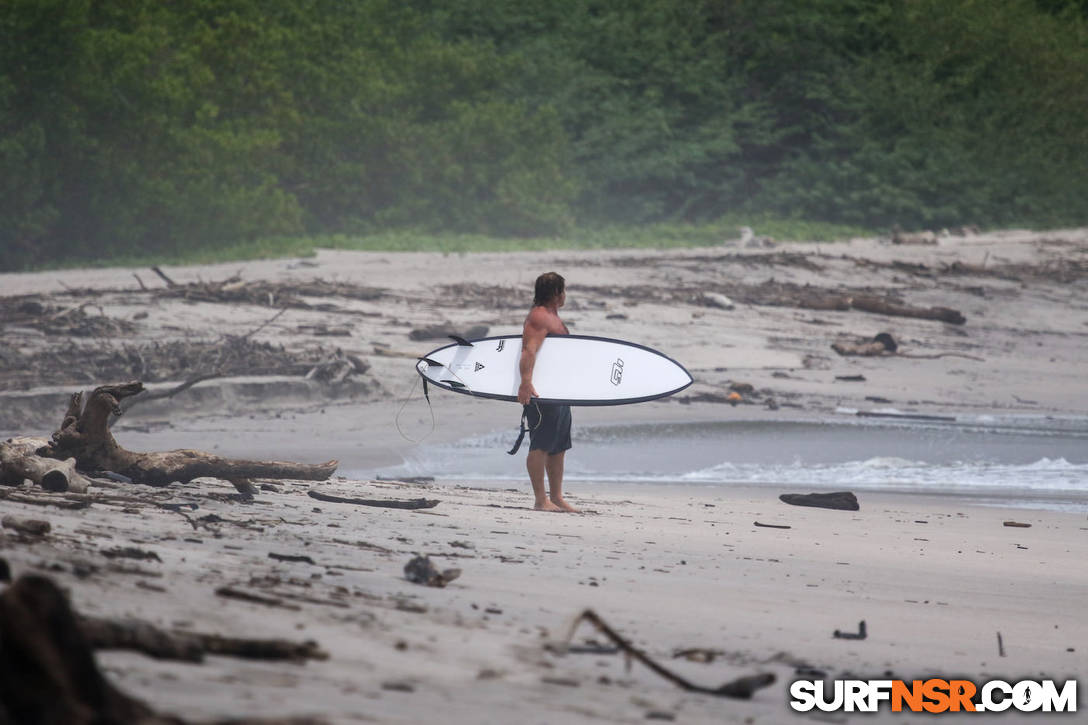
[533,272,565,308]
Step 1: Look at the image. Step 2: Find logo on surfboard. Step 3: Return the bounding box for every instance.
[610,358,624,385]
[475,362,485,372]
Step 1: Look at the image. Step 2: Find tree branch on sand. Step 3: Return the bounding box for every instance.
[13,382,337,490]
[557,609,776,699]
[0,574,326,724]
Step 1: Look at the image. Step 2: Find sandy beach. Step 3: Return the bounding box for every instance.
[1,229,1086,722]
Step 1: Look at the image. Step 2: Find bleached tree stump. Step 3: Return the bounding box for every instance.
[36,382,337,487]
[0,437,90,493]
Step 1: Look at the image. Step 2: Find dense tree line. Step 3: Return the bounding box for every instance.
[2,0,1086,269]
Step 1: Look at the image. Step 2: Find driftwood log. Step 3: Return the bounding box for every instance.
[0,437,90,493]
[849,296,965,325]
[0,575,176,724]
[80,615,327,663]
[36,382,337,487]
[308,489,439,509]
[1,515,52,536]
[0,575,327,724]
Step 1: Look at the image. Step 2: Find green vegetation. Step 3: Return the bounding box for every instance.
[3,0,1087,271]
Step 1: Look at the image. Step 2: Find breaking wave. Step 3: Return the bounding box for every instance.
[372,418,1088,510]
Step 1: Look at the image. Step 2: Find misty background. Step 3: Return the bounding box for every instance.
[3,0,1087,271]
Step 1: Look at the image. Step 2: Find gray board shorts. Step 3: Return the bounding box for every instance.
[524,403,572,454]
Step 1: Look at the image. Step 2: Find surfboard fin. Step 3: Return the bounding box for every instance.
[448,335,473,347]
[441,379,466,389]
[419,357,443,367]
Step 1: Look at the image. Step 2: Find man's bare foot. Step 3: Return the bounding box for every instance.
[534,500,563,512]
[549,497,580,513]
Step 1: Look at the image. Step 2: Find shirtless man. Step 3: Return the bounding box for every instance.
[517,272,578,513]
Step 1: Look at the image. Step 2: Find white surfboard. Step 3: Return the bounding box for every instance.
[416,334,692,406]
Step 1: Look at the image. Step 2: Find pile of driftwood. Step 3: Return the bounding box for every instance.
[943,257,1088,284]
[0,296,138,337]
[111,336,327,382]
[853,255,1088,285]
[0,335,361,392]
[731,281,966,324]
[148,268,384,310]
[578,280,967,325]
[583,250,826,273]
[435,283,525,310]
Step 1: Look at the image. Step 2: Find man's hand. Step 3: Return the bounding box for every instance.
[517,380,538,406]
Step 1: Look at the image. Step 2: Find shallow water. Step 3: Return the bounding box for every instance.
[369,416,1088,512]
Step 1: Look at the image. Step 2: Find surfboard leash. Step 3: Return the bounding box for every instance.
[507,401,542,455]
[394,373,436,444]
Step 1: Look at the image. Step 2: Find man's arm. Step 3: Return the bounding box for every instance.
[517,310,550,405]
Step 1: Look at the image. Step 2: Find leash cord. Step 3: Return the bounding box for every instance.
[507,400,543,455]
[394,374,436,444]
